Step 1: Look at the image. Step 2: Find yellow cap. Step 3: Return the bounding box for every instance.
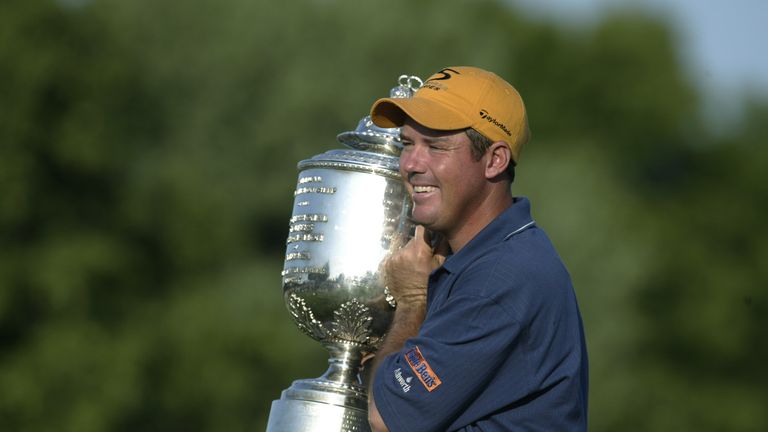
[370,66,530,163]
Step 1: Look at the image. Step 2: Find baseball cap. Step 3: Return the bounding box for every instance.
[370,66,530,163]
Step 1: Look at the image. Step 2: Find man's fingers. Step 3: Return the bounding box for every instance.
[413,225,426,245]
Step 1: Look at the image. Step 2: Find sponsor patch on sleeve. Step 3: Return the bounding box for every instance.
[404,346,442,392]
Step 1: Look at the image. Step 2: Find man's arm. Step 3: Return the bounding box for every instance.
[367,226,447,432]
[367,302,425,431]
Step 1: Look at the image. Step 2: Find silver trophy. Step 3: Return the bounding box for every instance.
[266,75,423,432]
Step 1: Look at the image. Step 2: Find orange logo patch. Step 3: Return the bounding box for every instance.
[404,346,442,392]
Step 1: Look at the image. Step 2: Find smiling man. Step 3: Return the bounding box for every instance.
[365,66,588,431]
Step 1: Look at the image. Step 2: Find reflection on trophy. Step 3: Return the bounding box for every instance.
[265,75,422,432]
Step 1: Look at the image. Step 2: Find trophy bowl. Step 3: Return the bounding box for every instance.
[282,152,411,378]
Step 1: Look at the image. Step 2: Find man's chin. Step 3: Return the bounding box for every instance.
[410,215,437,229]
[410,205,442,226]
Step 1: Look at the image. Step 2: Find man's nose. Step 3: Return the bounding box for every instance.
[400,146,426,175]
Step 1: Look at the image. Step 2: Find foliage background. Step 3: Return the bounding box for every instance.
[1,0,765,430]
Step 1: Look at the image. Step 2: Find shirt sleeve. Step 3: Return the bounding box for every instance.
[373,293,522,432]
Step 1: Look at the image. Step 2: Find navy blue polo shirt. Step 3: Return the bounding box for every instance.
[373,197,588,431]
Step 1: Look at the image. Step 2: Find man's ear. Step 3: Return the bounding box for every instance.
[485,142,512,179]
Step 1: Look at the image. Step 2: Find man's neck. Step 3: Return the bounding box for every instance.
[446,189,514,252]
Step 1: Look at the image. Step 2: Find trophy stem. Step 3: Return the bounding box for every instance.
[320,342,365,387]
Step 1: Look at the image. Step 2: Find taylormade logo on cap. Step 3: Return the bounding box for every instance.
[479,109,512,138]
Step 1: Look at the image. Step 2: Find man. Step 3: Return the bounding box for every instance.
[365,66,588,431]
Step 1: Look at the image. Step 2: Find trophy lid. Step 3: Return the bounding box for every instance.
[336,75,423,156]
[298,75,422,177]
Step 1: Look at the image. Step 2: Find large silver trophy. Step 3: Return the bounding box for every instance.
[266,75,422,432]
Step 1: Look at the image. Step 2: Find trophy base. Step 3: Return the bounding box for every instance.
[265,378,370,432]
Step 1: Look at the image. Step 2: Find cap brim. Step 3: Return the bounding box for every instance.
[370,97,473,131]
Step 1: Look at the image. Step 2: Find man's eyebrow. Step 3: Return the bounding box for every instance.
[400,132,451,144]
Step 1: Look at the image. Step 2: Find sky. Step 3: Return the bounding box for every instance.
[512,0,768,123]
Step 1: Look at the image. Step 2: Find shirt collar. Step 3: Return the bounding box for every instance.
[441,196,536,274]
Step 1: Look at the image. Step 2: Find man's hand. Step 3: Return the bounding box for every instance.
[383,225,449,306]
[368,225,449,432]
